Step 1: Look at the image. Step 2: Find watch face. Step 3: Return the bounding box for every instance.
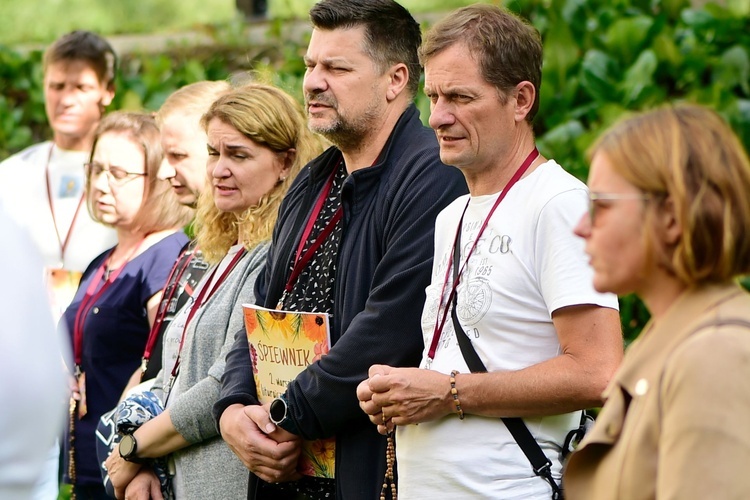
[270,397,287,424]
[119,434,136,457]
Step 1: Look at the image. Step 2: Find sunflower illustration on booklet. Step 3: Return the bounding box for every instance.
[243,303,334,478]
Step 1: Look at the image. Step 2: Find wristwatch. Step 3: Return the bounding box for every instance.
[269,394,301,434]
[119,433,149,464]
[269,395,289,426]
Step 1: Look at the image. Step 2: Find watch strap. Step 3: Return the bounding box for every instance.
[270,394,300,435]
[119,433,150,464]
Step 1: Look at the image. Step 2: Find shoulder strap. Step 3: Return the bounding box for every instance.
[450,229,563,499]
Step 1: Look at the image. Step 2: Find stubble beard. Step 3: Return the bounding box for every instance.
[306,93,383,152]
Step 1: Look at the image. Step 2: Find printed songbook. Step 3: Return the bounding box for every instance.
[243,304,334,478]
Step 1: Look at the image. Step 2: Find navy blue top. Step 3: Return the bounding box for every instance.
[62,231,188,487]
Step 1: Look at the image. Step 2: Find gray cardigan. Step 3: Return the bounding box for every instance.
[152,242,269,499]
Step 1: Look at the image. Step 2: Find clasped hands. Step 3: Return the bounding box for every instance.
[219,402,303,484]
[105,445,160,500]
[356,365,454,435]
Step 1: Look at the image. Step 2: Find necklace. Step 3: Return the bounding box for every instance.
[103,238,147,281]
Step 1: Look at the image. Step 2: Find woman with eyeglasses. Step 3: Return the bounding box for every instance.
[61,111,192,500]
[564,104,750,499]
[103,83,322,500]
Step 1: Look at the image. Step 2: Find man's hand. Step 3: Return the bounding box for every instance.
[357,364,454,432]
[122,469,163,500]
[357,365,392,434]
[105,445,141,499]
[219,403,302,484]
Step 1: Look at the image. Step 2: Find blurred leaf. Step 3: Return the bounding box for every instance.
[680,8,715,30]
[652,31,683,69]
[604,15,654,66]
[597,102,632,128]
[543,15,580,93]
[620,49,658,106]
[660,0,688,20]
[538,119,585,161]
[182,59,207,82]
[713,45,750,95]
[727,0,750,17]
[580,49,621,102]
[726,98,750,151]
[6,126,32,151]
[143,89,174,112]
[119,89,144,111]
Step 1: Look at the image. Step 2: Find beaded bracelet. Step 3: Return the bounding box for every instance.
[450,370,465,420]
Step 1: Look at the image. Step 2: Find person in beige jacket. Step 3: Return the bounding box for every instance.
[565,103,750,499]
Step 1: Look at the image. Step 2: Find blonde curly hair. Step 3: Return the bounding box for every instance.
[194,83,322,263]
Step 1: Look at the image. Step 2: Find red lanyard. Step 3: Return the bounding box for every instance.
[45,144,85,267]
[168,247,247,385]
[279,161,343,308]
[139,246,198,377]
[72,240,145,374]
[426,148,539,365]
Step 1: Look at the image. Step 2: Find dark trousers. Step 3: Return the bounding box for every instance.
[73,484,111,500]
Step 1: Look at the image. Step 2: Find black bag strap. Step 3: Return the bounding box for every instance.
[450,228,564,500]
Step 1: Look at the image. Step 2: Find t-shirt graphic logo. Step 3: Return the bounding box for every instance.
[457,277,492,326]
[59,175,81,198]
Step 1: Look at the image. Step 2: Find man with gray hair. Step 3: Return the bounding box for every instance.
[358,5,622,498]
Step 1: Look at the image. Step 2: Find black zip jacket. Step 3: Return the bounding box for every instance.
[214,104,468,499]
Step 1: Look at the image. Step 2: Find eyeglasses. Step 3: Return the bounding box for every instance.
[84,162,147,186]
[588,192,653,225]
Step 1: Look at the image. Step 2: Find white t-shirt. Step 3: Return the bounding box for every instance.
[397,160,619,499]
[0,142,117,321]
[0,141,117,271]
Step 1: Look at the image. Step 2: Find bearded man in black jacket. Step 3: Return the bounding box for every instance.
[213,1,468,499]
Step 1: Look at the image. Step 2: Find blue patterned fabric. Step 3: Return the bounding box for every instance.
[95,391,173,499]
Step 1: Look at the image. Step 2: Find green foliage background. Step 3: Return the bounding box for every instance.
[2,0,750,343]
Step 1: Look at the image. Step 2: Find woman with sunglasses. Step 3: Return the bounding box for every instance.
[62,111,192,500]
[565,104,750,499]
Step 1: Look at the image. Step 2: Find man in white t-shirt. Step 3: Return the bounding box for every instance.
[357,6,623,499]
[0,30,118,500]
[0,31,118,299]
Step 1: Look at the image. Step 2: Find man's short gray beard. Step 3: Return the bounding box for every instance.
[309,117,367,152]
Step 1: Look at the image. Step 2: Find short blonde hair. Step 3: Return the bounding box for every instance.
[590,104,750,285]
[87,111,193,234]
[156,81,234,242]
[155,80,231,127]
[195,83,323,263]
